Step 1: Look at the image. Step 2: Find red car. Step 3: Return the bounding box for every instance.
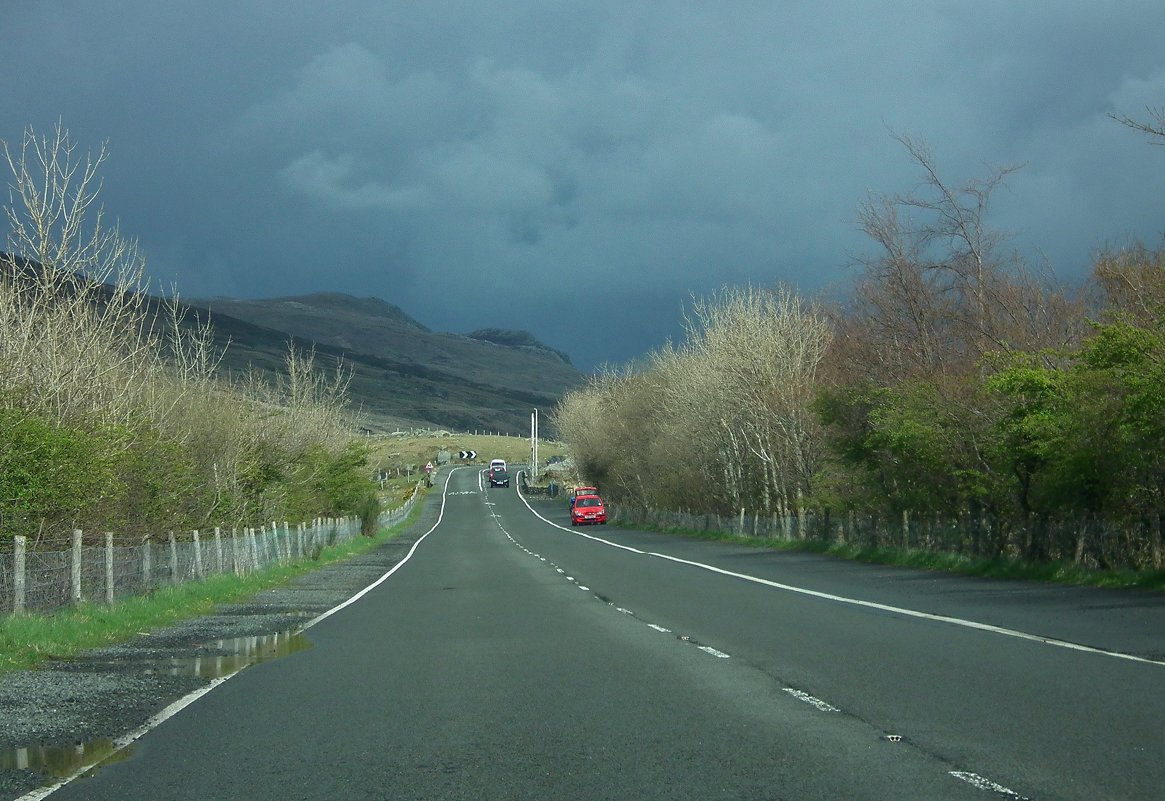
[569,486,598,509]
[570,494,607,526]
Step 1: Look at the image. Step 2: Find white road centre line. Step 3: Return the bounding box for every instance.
[698,645,732,659]
[648,623,672,633]
[950,771,1030,798]
[513,471,1165,667]
[783,688,840,712]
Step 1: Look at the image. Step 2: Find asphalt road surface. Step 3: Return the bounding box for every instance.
[38,467,1165,800]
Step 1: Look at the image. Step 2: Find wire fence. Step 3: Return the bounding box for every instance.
[1,488,421,617]
[609,504,1165,571]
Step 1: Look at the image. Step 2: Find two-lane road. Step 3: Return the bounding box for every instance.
[41,466,1165,799]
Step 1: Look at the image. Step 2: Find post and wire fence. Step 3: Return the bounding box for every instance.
[1,488,421,617]
[608,504,1165,571]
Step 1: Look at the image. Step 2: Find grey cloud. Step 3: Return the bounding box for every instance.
[2,1,1164,370]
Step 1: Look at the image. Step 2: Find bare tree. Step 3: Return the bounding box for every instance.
[838,130,1090,393]
[1,122,157,428]
[682,286,831,515]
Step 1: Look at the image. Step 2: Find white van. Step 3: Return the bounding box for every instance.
[489,459,507,472]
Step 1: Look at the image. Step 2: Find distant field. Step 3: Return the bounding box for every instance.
[365,432,569,487]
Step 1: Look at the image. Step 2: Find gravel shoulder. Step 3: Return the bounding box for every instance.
[0,501,436,800]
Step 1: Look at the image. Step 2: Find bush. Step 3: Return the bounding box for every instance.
[0,409,119,542]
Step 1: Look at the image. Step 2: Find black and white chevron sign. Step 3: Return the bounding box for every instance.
[458,450,477,460]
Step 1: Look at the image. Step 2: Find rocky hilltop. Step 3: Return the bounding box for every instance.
[188,293,584,434]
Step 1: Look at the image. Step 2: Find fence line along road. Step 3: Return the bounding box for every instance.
[1,489,419,617]
[610,503,1164,571]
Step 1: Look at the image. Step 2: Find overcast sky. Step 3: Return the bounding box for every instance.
[5,2,1164,370]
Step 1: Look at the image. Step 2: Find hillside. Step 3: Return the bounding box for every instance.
[187,293,585,434]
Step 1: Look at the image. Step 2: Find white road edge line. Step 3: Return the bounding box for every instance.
[17,468,462,801]
[514,473,1164,668]
[647,550,1165,667]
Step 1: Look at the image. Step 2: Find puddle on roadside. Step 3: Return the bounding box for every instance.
[1,629,311,782]
[1,738,133,779]
[143,629,313,679]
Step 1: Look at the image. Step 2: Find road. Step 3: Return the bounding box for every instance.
[38,466,1165,799]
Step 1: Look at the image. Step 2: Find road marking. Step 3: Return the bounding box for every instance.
[783,688,840,712]
[648,623,672,633]
[17,467,470,801]
[514,473,1165,667]
[645,551,1165,668]
[950,771,1029,798]
[698,645,732,659]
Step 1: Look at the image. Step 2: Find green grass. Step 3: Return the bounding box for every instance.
[616,519,1165,592]
[0,498,428,677]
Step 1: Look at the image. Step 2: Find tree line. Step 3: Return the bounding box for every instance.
[1,124,379,548]
[554,123,1165,570]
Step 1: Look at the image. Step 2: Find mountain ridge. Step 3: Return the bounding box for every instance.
[185,292,584,434]
[0,251,583,434]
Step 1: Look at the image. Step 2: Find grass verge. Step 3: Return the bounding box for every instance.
[0,499,427,678]
[614,519,1165,592]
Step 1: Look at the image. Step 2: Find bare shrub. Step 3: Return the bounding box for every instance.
[1,123,368,540]
[555,285,831,517]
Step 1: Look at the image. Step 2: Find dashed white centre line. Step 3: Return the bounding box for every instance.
[950,771,1029,799]
[783,688,840,712]
[698,645,731,659]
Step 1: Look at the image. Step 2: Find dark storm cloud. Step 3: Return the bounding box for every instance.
[3,1,1164,369]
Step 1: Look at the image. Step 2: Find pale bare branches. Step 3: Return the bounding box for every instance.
[555,285,831,517]
[1,123,154,428]
[2,123,363,534]
[1109,105,1165,145]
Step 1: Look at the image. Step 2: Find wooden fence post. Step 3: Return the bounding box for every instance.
[105,532,115,604]
[214,527,224,575]
[193,530,204,579]
[169,532,179,584]
[71,529,83,604]
[13,535,26,615]
[902,509,910,550]
[143,534,152,589]
[249,528,260,572]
